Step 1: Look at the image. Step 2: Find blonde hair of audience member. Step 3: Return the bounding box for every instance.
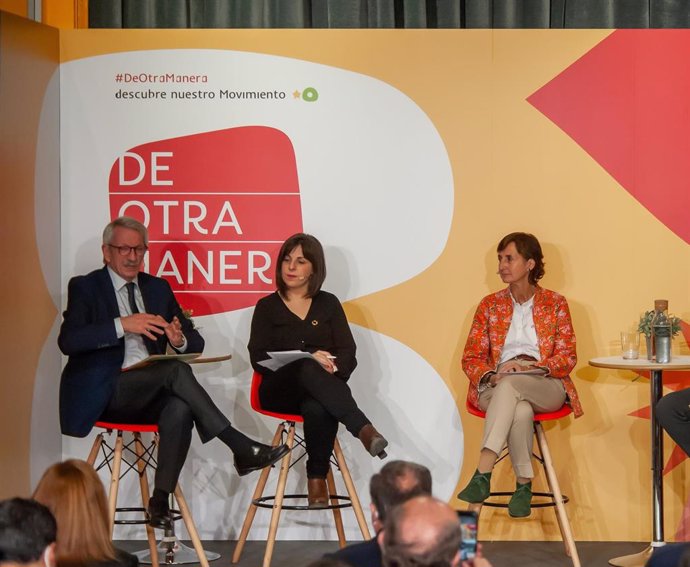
[380,496,461,567]
[32,460,116,565]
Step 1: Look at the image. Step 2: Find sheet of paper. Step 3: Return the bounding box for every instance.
[496,368,548,376]
[257,350,316,371]
[124,352,202,370]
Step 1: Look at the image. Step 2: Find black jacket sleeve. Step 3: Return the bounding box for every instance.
[248,297,273,372]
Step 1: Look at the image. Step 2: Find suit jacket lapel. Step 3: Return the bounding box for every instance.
[137,274,163,354]
[496,289,513,348]
[138,273,152,313]
[98,266,121,320]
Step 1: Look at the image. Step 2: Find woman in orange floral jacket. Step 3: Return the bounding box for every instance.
[457,232,582,518]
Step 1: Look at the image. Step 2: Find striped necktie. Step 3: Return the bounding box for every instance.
[125,282,157,354]
[125,282,139,314]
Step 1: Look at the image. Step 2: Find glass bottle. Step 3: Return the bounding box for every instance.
[652,299,671,363]
[647,301,663,360]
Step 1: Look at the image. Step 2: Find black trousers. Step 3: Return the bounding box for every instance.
[259,358,370,478]
[100,360,230,493]
[656,388,690,458]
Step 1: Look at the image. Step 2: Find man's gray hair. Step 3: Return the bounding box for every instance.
[102,217,148,246]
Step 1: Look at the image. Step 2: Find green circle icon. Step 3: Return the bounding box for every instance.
[302,87,319,102]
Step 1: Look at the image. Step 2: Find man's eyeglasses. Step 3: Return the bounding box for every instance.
[108,244,148,256]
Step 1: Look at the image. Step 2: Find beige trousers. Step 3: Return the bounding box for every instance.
[478,373,566,478]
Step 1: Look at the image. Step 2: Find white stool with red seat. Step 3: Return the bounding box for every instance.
[465,401,581,567]
[232,371,371,567]
[87,421,215,567]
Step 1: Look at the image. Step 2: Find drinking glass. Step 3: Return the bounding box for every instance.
[621,331,640,360]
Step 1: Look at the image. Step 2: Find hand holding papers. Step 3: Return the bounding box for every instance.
[258,350,338,373]
[494,359,548,377]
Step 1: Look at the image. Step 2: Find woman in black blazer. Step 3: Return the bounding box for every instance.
[249,233,388,507]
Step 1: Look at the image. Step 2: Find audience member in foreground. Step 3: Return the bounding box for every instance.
[324,460,432,567]
[248,232,389,508]
[647,542,690,567]
[457,232,583,518]
[305,559,350,567]
[32,460,138,567]
[381,496,491,567]
[0,498,56,567]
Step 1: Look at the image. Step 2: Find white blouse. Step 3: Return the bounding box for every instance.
[499,292,540,363]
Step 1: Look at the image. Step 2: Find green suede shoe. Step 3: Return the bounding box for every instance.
[508,481,532,518]
[457,470,491,503]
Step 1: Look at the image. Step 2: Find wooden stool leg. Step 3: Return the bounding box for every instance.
[232,423,285,564]
[326,466,346,547]
[333,438,371,540]
[468,502,483,515]
[535,423,581,567]
[173,485,209,567]
[536,432,568,556]
[107,431,124,536]
[133,433,159,567]
[87,434,104,466]
[263,424,296,567]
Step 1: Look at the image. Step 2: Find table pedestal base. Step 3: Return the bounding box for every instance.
[609,543,666,567]
[135,538,221,565]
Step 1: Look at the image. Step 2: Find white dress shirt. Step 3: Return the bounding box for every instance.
[107,267,186,369]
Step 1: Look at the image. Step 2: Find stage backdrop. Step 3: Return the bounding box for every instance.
[58,32,460,542]
[3,19,689,543]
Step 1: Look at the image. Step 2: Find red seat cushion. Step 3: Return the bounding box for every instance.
[250,371,304,423]
[94,421,159,433]
[466,399,572,422]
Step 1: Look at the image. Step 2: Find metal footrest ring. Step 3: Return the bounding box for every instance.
[252,493,353,511]
[481,491,569,509]
[114,506,182,525]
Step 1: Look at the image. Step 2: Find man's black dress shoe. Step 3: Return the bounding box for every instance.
[147,497,173,531]
[234,442,290,476]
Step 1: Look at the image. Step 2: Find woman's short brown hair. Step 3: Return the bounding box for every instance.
[497,232,545,285]
[32,460,115,564]
[275,233,326,298]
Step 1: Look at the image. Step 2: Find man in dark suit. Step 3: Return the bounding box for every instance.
[323,461,432,567]
[647,390,690,567]
[58,216,289,530]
